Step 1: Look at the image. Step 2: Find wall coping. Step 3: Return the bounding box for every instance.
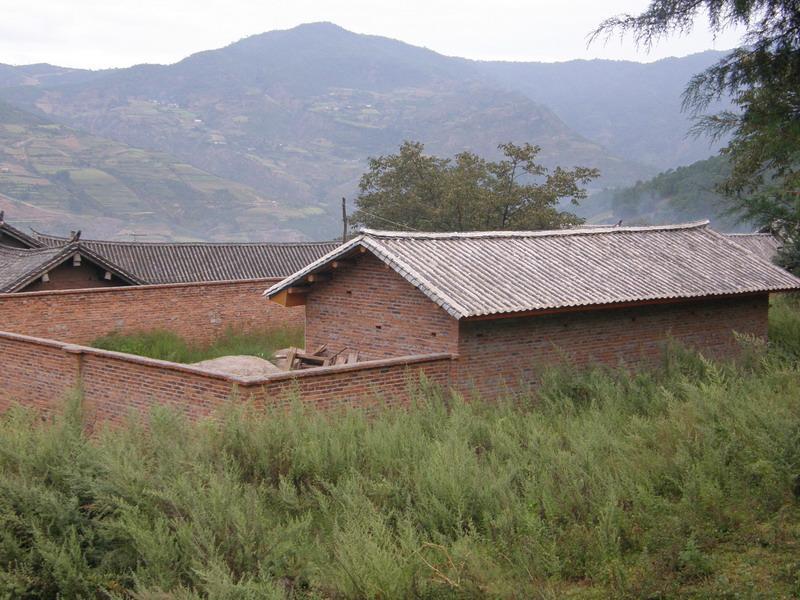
[254,353,455,385]
[0,329,454,386]
[0,277,282,300]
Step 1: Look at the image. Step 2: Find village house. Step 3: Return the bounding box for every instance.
[33,232,339,284]
[0,236,140,292]
[0,214,338,292]
[724,232,781,262]
[266,221,800,397]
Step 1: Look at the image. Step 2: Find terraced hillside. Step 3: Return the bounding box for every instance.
[0,101,320,240]
[0,24,658,240]
[0,24,734,239]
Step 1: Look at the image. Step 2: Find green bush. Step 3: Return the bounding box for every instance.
[91,326,304,364]
[0,300,798,597]
[770,294,800,359]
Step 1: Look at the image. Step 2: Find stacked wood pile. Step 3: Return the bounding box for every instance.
[274,345,360,370]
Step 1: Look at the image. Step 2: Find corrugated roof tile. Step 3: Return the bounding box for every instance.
[266,222,800,319]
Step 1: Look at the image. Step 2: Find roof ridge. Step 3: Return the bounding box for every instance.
[0,244,63,255]
[359,220,710,240]
[33,231,337,247]
[725,232,775,237]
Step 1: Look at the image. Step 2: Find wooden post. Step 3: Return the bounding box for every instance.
[341,197,347,244]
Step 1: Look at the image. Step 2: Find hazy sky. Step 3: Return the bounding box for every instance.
[3,0,745,69]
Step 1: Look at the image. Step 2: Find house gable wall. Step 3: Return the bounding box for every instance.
[0,231,31,249]
[21,261,128,292]
[304,252,459,359]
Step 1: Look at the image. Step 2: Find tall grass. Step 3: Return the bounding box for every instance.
[0,301,798,597]
[91,326,304,364]
[770,293,800,359]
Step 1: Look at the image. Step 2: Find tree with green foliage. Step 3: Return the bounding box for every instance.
[593,0,800,272]
[349,141,599,231]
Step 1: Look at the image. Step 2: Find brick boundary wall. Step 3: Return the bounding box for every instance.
[0,278,301,345]
[0,329,454,424]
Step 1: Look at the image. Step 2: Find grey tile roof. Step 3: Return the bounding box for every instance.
[0,218,44,249]
[0,246,67,292]
[265,221,800,319]
[724,233,781,263]
[35,233,340,284]
[0,243,142,292]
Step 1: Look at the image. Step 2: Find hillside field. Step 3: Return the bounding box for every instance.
[0,296,799,598]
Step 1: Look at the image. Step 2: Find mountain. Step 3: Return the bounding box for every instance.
[476,51,730,169]
[0,23,734,239]
[576,155,750,230]
[0,100,314,240]
[0,63,102,89]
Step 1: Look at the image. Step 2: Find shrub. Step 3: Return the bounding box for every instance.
[1,300,798,597]
[91,326,304,364]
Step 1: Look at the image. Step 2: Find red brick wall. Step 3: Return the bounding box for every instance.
[79,351,236,425]
[22,261,127,292]
[0,279,302,345]
[455,294,769,398]
[0,329,454,425]
[0,332,80,416]
[256,355,453,412]
[304,253,459,359]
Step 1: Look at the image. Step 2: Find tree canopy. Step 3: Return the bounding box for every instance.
[593,0,800,271]
[349,141,599,232]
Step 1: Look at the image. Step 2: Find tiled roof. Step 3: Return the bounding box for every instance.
[0,243,142,293]
[266,221,800,319]
[35,233,340,284]
[0,217,44,249]
[724,233,781,262]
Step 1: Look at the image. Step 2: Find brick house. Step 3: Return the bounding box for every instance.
[266,221,800,397]
[33,231,338,284]
[0,213,338,291]
[0,239,140,292]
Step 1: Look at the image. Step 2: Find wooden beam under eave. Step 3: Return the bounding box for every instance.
[271,289,308,307]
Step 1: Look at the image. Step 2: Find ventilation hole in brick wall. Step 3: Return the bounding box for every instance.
[375,325,382,330]
[476,333,484,338]
[346,290,352,295]
[430,332,437,337]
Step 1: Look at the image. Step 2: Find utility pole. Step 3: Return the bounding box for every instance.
[341,197,347,244]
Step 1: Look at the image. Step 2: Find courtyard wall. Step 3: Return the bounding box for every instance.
[0,330,453,424]
[0,278,301,345]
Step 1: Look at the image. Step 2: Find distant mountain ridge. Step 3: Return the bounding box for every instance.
[577,155,748,231]
[475,50,730,169]
[0,23,731,239]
